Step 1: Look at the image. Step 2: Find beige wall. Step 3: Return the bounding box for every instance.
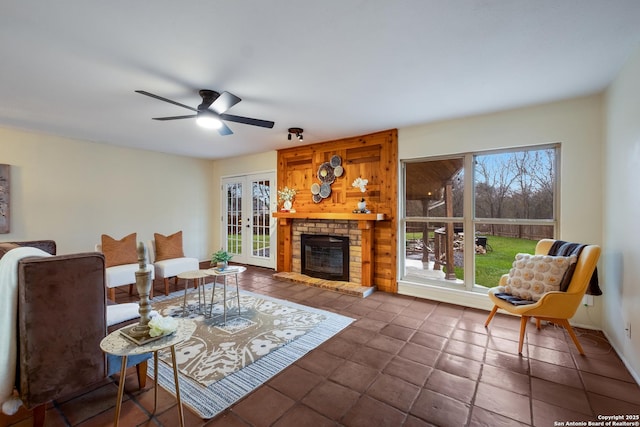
[604,44,640,380]
[399,94,604,329]
[0,127,214,260]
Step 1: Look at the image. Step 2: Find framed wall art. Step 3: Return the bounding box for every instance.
[0,164,9,234]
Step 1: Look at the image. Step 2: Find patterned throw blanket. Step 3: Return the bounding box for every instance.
[548,240,602,295]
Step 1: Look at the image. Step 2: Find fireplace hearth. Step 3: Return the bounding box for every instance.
[301,234,349,281]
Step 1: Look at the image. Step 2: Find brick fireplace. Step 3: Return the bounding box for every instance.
[295,220,361,283]
[272,212,385,287]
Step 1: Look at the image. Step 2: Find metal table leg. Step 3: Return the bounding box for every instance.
[234,273,241,317]
[113,355,128,427]
[223,275,227,324]
[153,352,159,415]
[181,279,189,316]
[196,277,206,315]
[208,276,217,318]
[171,345,185,427]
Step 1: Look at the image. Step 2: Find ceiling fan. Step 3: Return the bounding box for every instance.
[135,89,275,136]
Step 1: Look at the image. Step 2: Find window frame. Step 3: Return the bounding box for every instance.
[400,143,560,293]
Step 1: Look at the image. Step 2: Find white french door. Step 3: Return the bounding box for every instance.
[221,173,275,268]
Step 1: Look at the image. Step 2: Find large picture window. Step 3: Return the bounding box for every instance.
[401,145,558,292]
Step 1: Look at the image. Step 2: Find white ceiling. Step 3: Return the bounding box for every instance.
[2,1,640,159]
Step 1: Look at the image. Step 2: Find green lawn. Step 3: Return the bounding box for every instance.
[469,235,537,288]
[407,232,537,288]
[226,234,271,254]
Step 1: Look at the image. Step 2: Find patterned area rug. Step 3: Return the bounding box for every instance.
[147,286,354,419]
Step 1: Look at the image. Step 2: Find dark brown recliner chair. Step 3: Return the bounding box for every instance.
[7,240,148,426]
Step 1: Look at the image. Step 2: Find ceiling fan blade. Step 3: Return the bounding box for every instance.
[135,90,197,112]
[218,122,233,136]
[152,115,197,121]
[219,113,275,128]
[210,91,241,115]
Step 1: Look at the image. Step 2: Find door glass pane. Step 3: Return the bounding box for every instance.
[252,179,271,258]
[226,182,242,255]
[474,148,555,220]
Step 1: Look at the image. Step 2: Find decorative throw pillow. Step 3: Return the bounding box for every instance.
[497,253,577,301]
[101,233,137,268]
[154,231,184,261]
[0,242,20,260]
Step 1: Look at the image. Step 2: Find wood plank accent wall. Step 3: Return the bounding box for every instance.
[276,129,398,293]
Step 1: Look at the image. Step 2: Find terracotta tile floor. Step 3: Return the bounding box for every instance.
[3,265,640,426]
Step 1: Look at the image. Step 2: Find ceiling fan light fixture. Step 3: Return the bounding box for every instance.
[196,110,223,130]
[136,89,275,136]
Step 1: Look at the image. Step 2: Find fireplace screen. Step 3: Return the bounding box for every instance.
[301,234,349,281]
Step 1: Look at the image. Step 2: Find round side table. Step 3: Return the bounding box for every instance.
[205,266,246,324]
[177,270,211,316]
[100,319,196,427]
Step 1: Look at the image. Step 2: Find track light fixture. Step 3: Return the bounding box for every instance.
[288,127,303,141]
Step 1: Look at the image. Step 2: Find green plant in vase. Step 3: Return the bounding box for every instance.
[211,249,233,270]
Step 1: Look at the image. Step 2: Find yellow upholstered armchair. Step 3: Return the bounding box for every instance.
[484,239,601,355]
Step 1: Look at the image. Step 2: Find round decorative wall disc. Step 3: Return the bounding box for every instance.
[317,162,335,184]
[319,182,331,198]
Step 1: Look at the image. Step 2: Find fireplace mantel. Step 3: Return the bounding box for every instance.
[272,211,387,287]
[272,212,385,221]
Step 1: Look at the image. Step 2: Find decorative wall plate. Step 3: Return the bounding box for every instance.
[312,193,323,203]
[319,182,331,198]
[334,165,344,177]
[330,155,342,168]
[310,183,320,195]
[317,162,335,184]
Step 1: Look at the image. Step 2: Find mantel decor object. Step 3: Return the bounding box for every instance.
[278,186,297,212]
[352,176,370,213]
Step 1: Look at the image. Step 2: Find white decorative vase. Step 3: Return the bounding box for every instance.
[357,200,367,211]
[283,200,293,211]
